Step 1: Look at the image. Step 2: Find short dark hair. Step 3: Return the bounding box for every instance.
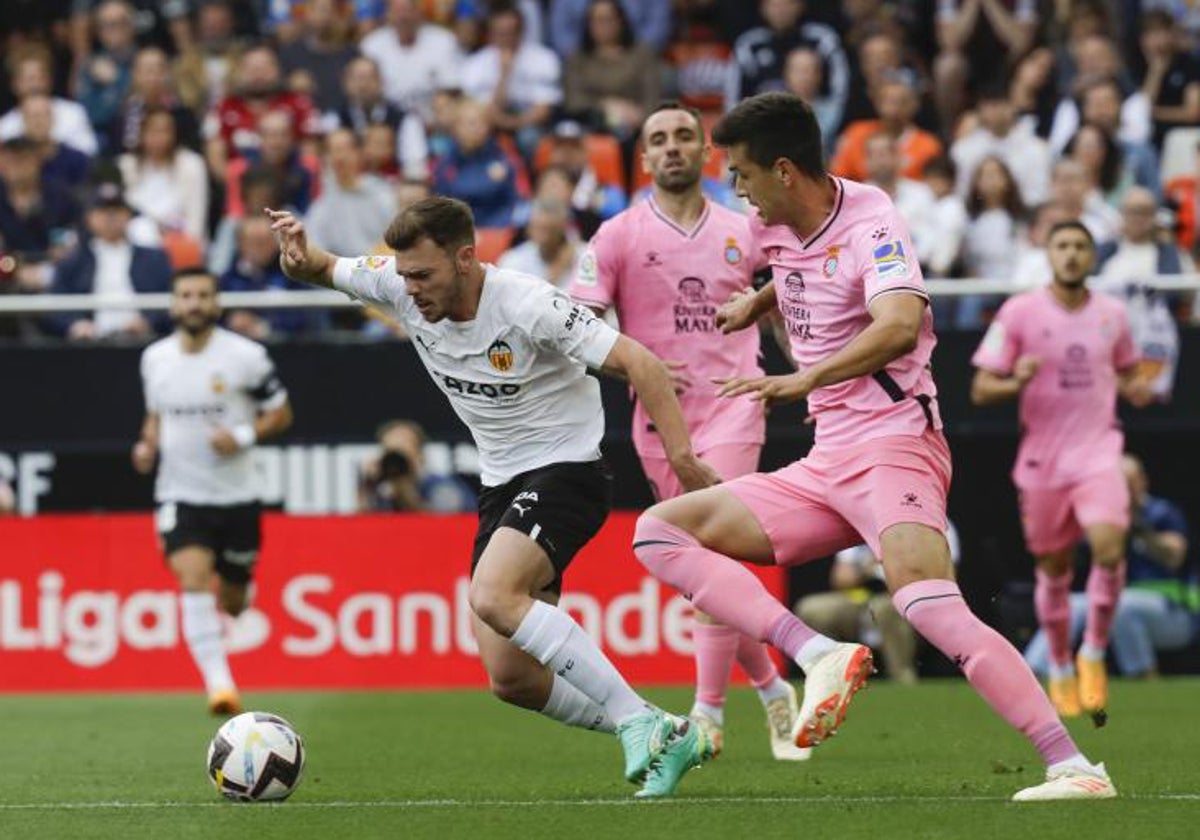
[1047,220,1096,247]
[384,196,476,254]
[581,0,634,52]
[922,154,955,181]
[171,266,219,291]
[711,92,824,179]
[641,100,705,141]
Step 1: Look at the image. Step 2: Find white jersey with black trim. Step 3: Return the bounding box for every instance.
[140,327,288,505]
[333,257,619,486]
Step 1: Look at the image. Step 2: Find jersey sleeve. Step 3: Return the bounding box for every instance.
[529,285,621,369]
[245,345,289,410]
[568,219,622,311]
[971,298,1021,375]
[1112,304,1139,371]
[860,209,929,307]
[332,255,406,313]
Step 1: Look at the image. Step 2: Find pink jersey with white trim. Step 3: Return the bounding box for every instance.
[972,287,1138,489]
[569,196,765,456]
[751,177,941,448]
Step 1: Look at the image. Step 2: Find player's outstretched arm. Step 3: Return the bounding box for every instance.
[600,335,721,493]
[716,282,777,333]
[970,356,1040,405]
[266,207,339,288]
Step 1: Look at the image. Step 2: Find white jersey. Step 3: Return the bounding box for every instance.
[141,328,288,505]
[333,257,619,486]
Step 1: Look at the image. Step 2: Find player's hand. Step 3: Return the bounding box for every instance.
[714,371,815,405]
[663,360,693,395]
[715,288,759,334]
[1122,376,1156,408]
[210,428,241,456]
[669,453,722,493]
[266,207,311,275]
[1013,355,1041,387]
[131,440,156,474]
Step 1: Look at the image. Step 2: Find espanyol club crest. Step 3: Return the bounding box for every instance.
[488,340,514,372]
[723,237,742,265]
[823,246,840,278]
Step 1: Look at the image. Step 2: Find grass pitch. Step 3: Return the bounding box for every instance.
[0,679,1196,840]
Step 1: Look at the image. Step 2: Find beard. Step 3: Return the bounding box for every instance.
[654,164,703,194]
[175,311,218,336]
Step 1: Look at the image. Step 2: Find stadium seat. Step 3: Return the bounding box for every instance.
[160,230,204,270]
[475,227,515,263]
[1160,127,1200,185]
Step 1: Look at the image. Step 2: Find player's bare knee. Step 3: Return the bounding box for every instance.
[1036,550,1074,576]
[468,580,527,637]
[880,524,953,589]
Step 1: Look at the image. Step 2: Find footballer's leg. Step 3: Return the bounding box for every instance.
[1034,550,1081,717]
[170,545,238,714]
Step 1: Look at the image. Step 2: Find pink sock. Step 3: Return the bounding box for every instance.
[1034,568,1074,669]
[692,623,740,707]
[894,579,1080,767]
[633,514,797,642]
[735,633,781,688]
[1083,562,1126,653]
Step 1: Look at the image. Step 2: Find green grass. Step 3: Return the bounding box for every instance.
[0,679,1196,840]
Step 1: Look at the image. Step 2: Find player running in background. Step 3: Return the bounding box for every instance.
[971,221,1152,722]
[268,197,719,798]
[632,92,1117,801]
[569,101,809,762]
[133,268,294,715]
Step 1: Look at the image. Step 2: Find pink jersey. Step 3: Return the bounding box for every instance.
[569,196,765,457]
[972,287,1138,489]
[751,177,941,448]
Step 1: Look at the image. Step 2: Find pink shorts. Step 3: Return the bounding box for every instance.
[723,429,952,564]
[1019,468,1130,555]
[640,442,762,501]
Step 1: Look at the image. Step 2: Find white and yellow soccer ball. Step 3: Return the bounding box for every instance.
[207,712,306,802]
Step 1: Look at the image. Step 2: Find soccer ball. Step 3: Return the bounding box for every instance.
[207,711,306,802]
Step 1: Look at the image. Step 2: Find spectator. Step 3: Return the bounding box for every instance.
[498,199,582,290]
[358,0,462,122]
[781,46,842,152]
[118,107,210,246]
[1078,77,1161,197]
[20,95,93,191]
[306,129,397,257]
[831,75,942,185]
[48,181,171,340]
[726,0,848,122]
[563,0,663,139]
[203,44,320,174]
[1065,123,1132,208]
[1048,157,1121,245]
[221,214,326,338]
[796,523,962,685]
[208,165,286,276]
[922,155,968,279]
[1009,201,1071,291]
[358,420,477,514]
[950,80,1052,207]
[0,47,99,156]
[840,29,907,127]
[330,55,428,182]
[362,123,402,180]
[77,0,139,151]
[960,155,1025,327]
[0,138,82,294]
[1025,454,1195,678]
[933,0,1039,135]
[426,87,463,161]
[1164,141,1198,258]
[278,0,357,114]
[1009,46,1058,139]
[549,0,672,58]
[226,109,320,217]
[462,3,562,158]
[543,119,625,223]
[432,99,524,229]
[1046,35,1151,155]
[174,0,244,112]
[69,0,192,66]
[110,47,202,157]
[1139,10,1200,150]
[863,132,938,273]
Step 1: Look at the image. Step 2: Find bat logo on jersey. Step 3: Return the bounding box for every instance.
[723,237,742,265]
[674,277,717,333]
[487,340,515,372]
[823,246,840,278]
[872,240,909,280]
[211,374,226,394]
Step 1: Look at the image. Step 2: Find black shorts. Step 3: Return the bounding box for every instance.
[471,460,612,594]
[157,501,262,585]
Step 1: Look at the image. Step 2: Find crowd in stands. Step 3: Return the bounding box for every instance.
[0,0,1199,341]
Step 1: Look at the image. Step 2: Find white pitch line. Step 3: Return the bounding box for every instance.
[1,793,1198,810]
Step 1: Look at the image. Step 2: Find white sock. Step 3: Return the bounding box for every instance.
[755,676,792,706]
[796,635,839,672]
[1047,661,1076,680]
[690,700,724,726]
[181,592,234,693]
[541,674,615,733]
[1078,642,1105,662]
[1048,754,1100,775]
[511,601,647,725]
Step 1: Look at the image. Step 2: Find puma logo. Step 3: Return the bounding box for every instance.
[511,502,530,517]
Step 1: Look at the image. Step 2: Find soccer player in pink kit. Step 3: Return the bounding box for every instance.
[971,221,1151,722]
[569,102,809,762]
[632,93,1117,801]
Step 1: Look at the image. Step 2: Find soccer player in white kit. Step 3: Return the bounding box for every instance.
[133,268,294,715]
[267,197,720,797]
[569,102,808,761]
